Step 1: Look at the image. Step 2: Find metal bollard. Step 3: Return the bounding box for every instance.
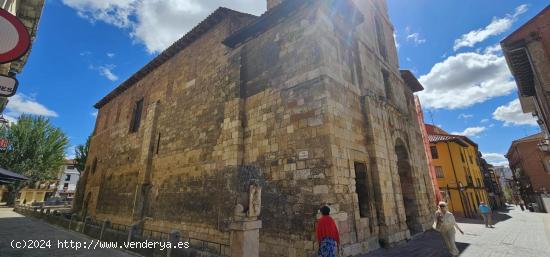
[127,223,140,244]
[167,230,181,257]
[83,216,91,233]
[99,219,111,241]
[69,213,77,230]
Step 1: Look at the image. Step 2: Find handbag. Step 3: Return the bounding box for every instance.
[432,213,442,231]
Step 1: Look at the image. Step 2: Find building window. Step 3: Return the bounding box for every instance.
[67,165,75,170]
[63,183,69,188]
[430,146,439,159]
[354,162,369,218]
[65,175,71,181]
[435,166,444,178]
[460,151,465,162]
[374,16,387,60]
[469,155,473,164]
[91,158,98,174]
[129,98,144,133]
[382,69,392,100]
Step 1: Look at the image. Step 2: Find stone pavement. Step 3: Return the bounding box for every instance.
[0,207,138,257]
[360,204,550,257]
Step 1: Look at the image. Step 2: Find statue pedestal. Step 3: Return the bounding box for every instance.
[229,219,262,257]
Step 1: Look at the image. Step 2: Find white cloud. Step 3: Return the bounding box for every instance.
[107,52,115,58]
[5,94,58,118]
[91,111,98,117]
[404,26,426,46]
[453,4,528,51]
[483,43,502,55]
[458,113,474,119]
[482,152,509,167]
[93,64,119,81]
[406,32,426,45]
[62,0,266,53]
[393,31,399,49]
[480,119,489,123]
[492,99,538,126]
[65,145,76,160]
[452,126,486,137]
[418,49,516,109]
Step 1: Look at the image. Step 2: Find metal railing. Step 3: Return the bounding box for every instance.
[13,205,229,257]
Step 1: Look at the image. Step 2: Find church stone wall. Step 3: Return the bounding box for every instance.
[80,1,435,256]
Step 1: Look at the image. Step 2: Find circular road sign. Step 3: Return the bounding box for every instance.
[0,8,30,64]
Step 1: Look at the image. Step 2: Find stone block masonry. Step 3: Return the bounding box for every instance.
[75,1,435,256]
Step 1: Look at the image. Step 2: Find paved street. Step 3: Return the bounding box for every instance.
[0,207,138,257]
[1,205,550,257]
[361,204,550,257]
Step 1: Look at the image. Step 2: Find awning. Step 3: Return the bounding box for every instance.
[0,167,28,184]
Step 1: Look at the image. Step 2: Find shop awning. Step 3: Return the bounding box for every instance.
[0,167,28,184]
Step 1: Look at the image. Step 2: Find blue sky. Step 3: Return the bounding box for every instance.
[5,0,546,166]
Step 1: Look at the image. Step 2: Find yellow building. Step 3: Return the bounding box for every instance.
[17,180,56,205]
[0,185,8,203]
[426,124,490,218]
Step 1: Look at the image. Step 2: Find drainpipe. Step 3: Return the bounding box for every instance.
[446,142,467,217]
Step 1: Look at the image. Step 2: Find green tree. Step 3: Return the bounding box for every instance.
[0,114,69,182]
[74,136,90,173]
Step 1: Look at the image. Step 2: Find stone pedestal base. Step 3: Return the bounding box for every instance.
[229,219,262,257]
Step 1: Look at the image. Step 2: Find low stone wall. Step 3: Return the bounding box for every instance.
[14,205,225,257]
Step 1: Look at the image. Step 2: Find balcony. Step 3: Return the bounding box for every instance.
[538,139,550,152]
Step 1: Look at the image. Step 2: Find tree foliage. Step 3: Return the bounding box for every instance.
[74,135,90,173]
[0,114,69,181]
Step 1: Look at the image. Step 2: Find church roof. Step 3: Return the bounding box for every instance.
[94,7,257,109]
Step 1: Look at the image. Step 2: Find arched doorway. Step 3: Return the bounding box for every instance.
[395,140,421,235]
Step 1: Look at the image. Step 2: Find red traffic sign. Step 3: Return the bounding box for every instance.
[0,138,8,151]
[0,8,30,64]
[0,75,18,97]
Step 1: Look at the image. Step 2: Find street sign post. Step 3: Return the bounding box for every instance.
[0,75,17,97]
[0,8,30,64]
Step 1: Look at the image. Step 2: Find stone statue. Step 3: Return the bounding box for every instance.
[234,204,245,218]
[247,183,261,217]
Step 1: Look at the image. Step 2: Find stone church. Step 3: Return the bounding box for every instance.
[75,0,435,256]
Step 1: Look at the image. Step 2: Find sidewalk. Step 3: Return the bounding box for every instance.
[0,207,138,257]
[361,205,550,257]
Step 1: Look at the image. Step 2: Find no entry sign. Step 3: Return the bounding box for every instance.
[0,8,30,64]
[0,75,18,97]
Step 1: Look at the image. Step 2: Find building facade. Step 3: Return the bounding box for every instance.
[426,124,490,218]
[17,180,56,205]
[479,159,504,209]
[501,5,550,151]
[414,96,441,204]
[506,133,550,212]
[494,166,514,203]
[55,160,80,201]
[76,1,436,256]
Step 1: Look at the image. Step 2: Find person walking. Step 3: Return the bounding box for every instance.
[316,206,340,257]
[519,199,525,211]
[434,201,464,257]
[479,201,494,228]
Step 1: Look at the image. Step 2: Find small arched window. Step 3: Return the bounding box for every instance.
[91,158,98,174]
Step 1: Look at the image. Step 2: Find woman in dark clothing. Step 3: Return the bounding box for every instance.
[316,206,340,257]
